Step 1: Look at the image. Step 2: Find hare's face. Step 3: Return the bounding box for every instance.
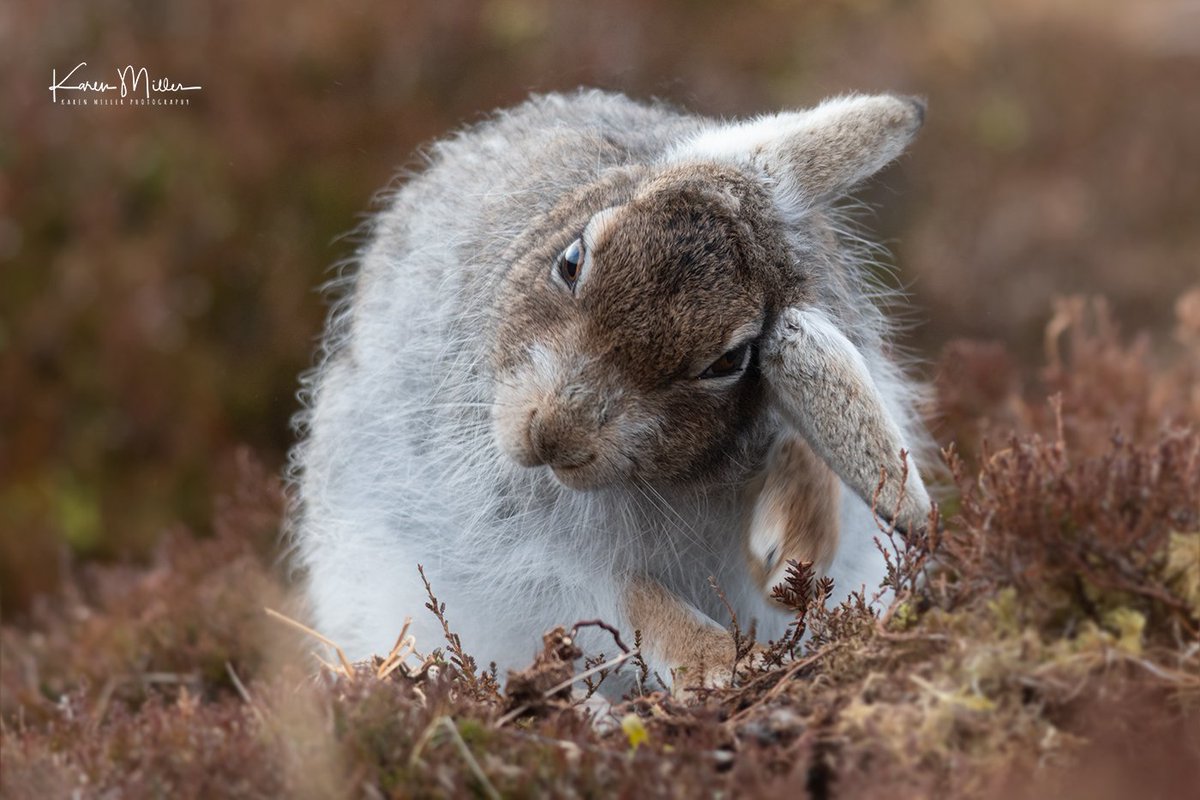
[492,166,783,489]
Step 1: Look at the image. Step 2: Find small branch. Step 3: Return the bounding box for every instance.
[409,716,500,800]
[225,662,267,725]
[725,643,845,724]
[709,575,756,675]
[265,607,356,678]
[570,619,631,653]
[544,649,639,697]
[495,649,640,728]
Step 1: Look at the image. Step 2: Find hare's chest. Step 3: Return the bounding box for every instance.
[608,489,748,576]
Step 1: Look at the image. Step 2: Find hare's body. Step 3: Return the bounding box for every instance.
[291,91,931,691]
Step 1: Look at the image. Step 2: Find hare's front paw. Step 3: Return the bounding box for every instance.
[670,634,766,699]
[626,578,767,700]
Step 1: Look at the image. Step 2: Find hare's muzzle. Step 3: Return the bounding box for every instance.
[527,407,598,471]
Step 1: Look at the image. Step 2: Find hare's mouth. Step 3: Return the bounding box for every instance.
[553,452,596,471]
[550,452,594,475]
[549,453,607,489]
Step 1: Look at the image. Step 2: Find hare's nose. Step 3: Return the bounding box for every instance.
[528,408,595,469]
[527,409,551,462]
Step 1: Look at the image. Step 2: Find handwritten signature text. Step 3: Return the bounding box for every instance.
[49,62,202,104]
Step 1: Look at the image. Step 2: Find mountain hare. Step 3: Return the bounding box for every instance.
[289,90,933,694]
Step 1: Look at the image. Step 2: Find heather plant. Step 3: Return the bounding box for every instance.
[6,4,1200,796]
[4,297,1197,798]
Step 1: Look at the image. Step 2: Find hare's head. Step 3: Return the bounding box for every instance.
[492,94,928,507]
[492,163,780,489]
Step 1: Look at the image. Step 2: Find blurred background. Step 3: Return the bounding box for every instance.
[2,0,1198,613]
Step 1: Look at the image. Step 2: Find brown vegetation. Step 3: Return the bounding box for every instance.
[3,302,1197,798]
[4,0,1200,610]
[4,1,1199,796]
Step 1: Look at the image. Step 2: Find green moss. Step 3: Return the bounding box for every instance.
[1165,531,1200,617]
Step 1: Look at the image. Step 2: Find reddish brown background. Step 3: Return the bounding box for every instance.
[3,0,1198,611]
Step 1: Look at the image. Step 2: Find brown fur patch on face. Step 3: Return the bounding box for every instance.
[493,164,792,487]
[744,434,841,598]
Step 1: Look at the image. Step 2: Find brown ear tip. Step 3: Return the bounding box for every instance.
[904,95,927,128]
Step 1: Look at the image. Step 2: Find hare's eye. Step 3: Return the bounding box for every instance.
[699,342,751,380]
[557,239,583,290]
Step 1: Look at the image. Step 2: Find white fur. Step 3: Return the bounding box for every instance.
[669,109,813,163]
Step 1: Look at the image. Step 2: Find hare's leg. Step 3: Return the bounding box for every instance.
[762,307,932,532]
[743,433,841,598]
[625,578,747,694]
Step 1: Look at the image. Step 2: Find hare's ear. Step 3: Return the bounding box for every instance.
[669,94,924,211]
[761,307,931,532]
